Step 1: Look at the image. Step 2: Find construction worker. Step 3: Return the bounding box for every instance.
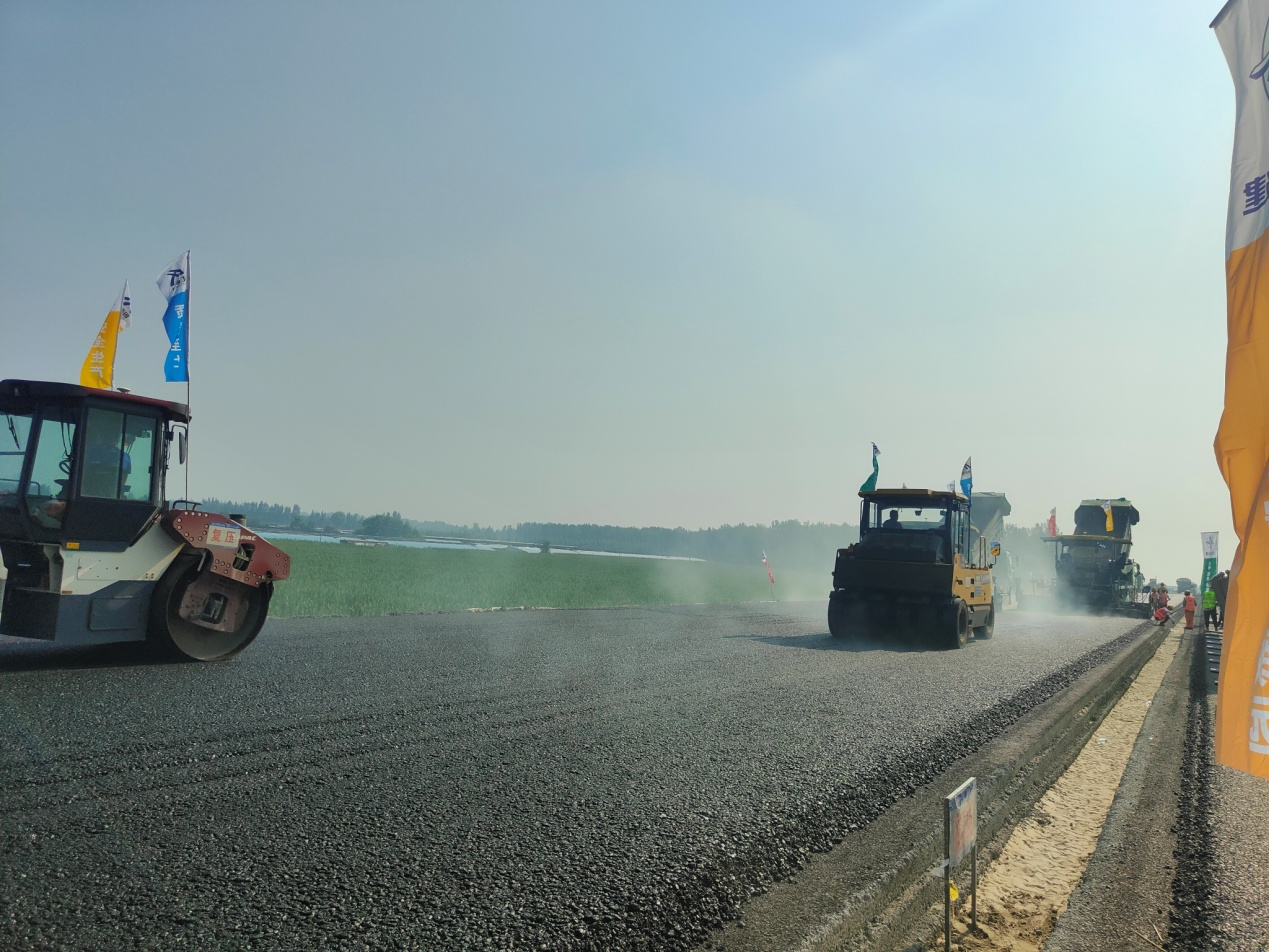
[1202,588,1219,632]
[1183,590,1197,630]
[1210,570,1229,630]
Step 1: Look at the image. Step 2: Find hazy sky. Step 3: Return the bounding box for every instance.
[0,0,1244,583]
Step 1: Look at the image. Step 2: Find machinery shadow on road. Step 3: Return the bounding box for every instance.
[0,640,179,672]
[730,631,949,653]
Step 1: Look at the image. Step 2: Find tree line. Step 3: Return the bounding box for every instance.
[476,520,855,571]
[201,498,856,569]
[202,499,365,533]
[202,498,1073,576]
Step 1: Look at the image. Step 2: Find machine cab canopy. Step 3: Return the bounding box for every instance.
[0,380,190,551]
[857,489,972,565]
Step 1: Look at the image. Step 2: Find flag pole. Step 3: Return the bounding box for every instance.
[184,250,191,502]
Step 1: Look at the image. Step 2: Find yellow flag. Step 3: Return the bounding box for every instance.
[1213,1,1269,780]
[1101,501,1114,533]
[79,282,130,390]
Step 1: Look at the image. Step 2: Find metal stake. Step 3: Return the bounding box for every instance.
[944,798,952,952]
[971,841,977,934]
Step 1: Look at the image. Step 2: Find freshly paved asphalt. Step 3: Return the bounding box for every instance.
[0,603,1145,951]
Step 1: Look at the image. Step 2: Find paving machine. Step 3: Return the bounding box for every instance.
[828,488,1001,648]
[1040,498,1148,616]
[0,379,290,660]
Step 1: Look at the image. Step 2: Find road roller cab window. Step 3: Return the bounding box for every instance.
[23,406,79,540]
[79,407,155,503]
[858,496,955,564]
[59,404,162,549]
[861,500,950,534]
[0,410,45,539]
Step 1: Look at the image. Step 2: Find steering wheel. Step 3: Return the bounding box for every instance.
[60,457,72,475]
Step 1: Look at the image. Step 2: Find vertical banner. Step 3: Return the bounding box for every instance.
[79,282,130,390]
[157,251,190,382]
[1200,532,1220,599]
[1212,1,1269,778]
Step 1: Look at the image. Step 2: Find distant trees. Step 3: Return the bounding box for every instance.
[359,512,420,538]
[481,520,855,571]
[198,497,1073,579]
[202,499,363,532]
[203,500,857,565]
[202,500,304,528]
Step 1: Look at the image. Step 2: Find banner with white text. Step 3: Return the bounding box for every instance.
[1212,0,1269,778]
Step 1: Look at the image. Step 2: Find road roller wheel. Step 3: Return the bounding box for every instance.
[976,606,995,640]
[828,598,848,638]
[829,596,869,639]
[149,559,271,661]
[946,598,970,649]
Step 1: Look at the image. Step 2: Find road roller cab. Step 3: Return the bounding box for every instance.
[0,379,289,660]
[828,488,998,648]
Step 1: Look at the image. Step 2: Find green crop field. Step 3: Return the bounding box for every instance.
[267,541,828,618]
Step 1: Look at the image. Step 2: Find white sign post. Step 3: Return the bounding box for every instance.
[945,777,977,951]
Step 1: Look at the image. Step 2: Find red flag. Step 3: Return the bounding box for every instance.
[1047,508,1057,537]
[762,551,775,584]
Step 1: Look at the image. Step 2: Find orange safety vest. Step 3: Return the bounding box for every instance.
[1184,594,1196,612]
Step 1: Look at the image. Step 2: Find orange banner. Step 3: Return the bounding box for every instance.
[1213,0,1269,779]
[79,282,130,391]
[1215,238,1269,777]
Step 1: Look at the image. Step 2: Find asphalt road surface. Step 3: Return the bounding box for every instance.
[0,603,1146,951]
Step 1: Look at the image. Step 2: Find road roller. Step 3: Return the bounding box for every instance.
[0,379,289,660]
[828,488,998,648]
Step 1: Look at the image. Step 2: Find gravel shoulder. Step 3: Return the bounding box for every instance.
[1210,763,1269,949]
[1042,625,1189,952]
[1196,627,1269,951]
[1050,622,1269,952]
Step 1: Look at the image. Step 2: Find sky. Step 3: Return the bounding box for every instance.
[0,0,1246,584]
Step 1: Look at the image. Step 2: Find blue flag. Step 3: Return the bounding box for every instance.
[959,457,972,499]
[158,251,190,382]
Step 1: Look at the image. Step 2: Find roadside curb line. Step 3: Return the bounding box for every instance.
[810,614,1177,950]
